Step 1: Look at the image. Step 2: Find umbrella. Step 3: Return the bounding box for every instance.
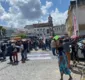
[53,35,60,40]
[22,39,27,41]
[71,35,78,39]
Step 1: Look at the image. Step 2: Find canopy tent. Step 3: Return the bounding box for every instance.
[11,37,21,41]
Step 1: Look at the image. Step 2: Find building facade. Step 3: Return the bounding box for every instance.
[53,25,66,35]
[25,15,66,38]
[66,0,85,36]
[25,15,54,38]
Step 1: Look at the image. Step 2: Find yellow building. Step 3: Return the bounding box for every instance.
[66,0,85,37]
[66,6,73,37]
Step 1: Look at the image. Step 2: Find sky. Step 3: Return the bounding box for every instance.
[0,0,70,28]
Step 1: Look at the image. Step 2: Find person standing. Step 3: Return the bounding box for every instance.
[12,43,19,64]
[7,43,13,64]
[20,41,25,63]
[63,39,71,68]
[1,43,6,61]
[51,39,56,56]
[71,41,79,67]
[23,41,28,60]
[57,40,72,80]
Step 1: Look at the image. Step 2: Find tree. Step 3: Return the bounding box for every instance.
[2,28,6,36]
[0,26,6,37]
[0,26,3,36]
[17,34,27,39]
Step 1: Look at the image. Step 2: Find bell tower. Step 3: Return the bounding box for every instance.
[48,14,53,26]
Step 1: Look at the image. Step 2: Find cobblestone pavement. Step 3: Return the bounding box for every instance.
[0,50,82,80]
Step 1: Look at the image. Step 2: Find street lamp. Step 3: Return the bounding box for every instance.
[76,0,79,36]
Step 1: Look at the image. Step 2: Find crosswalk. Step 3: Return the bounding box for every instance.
[27,50,52,60]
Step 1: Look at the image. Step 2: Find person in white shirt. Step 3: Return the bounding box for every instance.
[51,39,56,56]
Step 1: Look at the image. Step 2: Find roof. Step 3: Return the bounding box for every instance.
[24,25,34,29]
[70,0,85,7]
[54,24,65,27]
[33,23,51,28]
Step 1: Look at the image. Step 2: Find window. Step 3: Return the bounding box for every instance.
[57,28,58,31]
[37,29,39,31]
[47,29,50,34]
[43,28,45,30]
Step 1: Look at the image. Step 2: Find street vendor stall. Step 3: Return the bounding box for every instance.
[11,37,21,41]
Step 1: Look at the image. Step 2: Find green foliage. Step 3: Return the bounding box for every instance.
[0,26,6,36]
[16,34,27,39]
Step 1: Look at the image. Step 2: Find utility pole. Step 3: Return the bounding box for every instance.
[76,0,79,36]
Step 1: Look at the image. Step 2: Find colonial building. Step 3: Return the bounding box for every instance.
[53,25,66,35]
[25,15,66,38]
[66,0,85,36]
[25,15,54,38]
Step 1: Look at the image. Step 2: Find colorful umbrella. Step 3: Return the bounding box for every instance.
[53,35,60,40]
[71,35,78,39]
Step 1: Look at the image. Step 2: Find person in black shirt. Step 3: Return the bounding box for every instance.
[71,41,79,67]
[7,43,13,64]
[1,43,6,61]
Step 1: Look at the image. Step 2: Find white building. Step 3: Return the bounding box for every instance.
[53,24,66,35]
[25,15,53,38]
[25,15,66,38]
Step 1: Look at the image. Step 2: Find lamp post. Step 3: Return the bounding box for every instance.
[76,0,79,36]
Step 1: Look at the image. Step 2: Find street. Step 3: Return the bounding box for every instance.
[0,50,81,80]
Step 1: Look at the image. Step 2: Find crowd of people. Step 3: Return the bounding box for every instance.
[0,34,85,80]
[51,34,85,80]
[0,38,51,64]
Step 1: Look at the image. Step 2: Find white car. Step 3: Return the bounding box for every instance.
[77,41,83,49]
[77,41,84,58]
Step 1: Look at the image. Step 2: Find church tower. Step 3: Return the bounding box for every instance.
[48,14,53,26]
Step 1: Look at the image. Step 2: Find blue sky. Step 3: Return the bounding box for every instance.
[41,0,70,12]
[0,0,71,28]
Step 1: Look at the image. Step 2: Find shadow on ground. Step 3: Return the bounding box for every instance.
[71,62,85,75]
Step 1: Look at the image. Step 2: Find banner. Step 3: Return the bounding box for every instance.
[73,9,78,36]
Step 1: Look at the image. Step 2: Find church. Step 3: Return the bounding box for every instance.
[24,15,66,38]
[24,15,54,38]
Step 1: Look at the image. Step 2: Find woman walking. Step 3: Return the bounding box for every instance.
[57,40,72,80]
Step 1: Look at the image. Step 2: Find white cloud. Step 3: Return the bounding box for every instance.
[1,13,11,20]
[0,0,44,28]
[0,0,67,28]
[6,0,43,20]
[0,3,5,17]
[42,1,53,15]
[0,0,53,28]
[51,8,68,25]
